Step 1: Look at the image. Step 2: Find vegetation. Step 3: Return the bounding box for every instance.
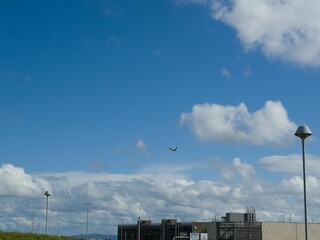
[0,232,75,240]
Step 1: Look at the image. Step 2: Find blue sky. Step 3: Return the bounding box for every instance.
[1,0,320,236]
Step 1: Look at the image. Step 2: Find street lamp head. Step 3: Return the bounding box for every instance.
[44,191,51,197]
[295,125,312,139]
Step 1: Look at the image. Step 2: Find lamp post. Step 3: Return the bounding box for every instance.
[44,191,51,235]
[295,125,312,240]
[32,211,36,233]
[84,202,91,240]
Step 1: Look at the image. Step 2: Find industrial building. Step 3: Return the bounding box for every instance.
[117,209,320,240]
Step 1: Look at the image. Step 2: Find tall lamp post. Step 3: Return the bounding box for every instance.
[32,211,36,233]
[44,191,51,235]
[295,125,312,240]
[84,202,91,240]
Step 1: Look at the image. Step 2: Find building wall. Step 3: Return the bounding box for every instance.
[119,219,320,240]
[192,222,208,234]
[118,220,193,240]
[226,213,246,222]
[262,222,320,240]
[161,219,178,240]
[206,222,218,240]
[218,222,262,240]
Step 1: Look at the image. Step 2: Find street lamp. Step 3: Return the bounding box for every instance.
[295,125,312,240]
[44,191,51,235]
[84,202,91,240]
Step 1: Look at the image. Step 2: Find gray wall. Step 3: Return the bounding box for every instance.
[262,222,320,240]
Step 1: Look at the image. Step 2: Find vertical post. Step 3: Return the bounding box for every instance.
[45,196,49,234]
[87,206,89,239]
[295,125,312,240]
[84,203,91,240]
[32,211,35,233]
[301,139,308,240]
[44,191,51,235]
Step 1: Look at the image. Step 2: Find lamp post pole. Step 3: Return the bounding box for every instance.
[84,202,91,240]
[295,125,312,240]
[44,191,51,235]
[32,211,35,233]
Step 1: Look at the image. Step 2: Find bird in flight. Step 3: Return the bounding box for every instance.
[168,146,178,152]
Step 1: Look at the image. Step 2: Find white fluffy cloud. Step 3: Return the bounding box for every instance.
[259,154,320,175]
[2,161,320,235]
[0,164,50,197]
[177,0,320,67]
[214,0,320,66]
[280,175,320,196]
[1,163,263,234]
[180,100,297,146]
[210,157,255,180]
[233,158,255,179]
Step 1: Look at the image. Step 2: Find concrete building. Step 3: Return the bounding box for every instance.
[118,219,193,240]
[118,211,320,240]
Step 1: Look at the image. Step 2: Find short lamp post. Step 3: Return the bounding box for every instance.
[44,191,51,235]
[295,125,312,240]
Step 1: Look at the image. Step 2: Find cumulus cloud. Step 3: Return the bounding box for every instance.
[0,164,50,197]
[209,157,255,180]
[233,158,255,179]
[279,175,320,196]
[211,0,320,67]
[2,161,320,234]
[176,0,320,66]
[34,167,262,229]
[180,100,297,146]
[259,154,320,175]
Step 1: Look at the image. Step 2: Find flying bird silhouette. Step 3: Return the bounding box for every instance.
[168,147,178,152]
